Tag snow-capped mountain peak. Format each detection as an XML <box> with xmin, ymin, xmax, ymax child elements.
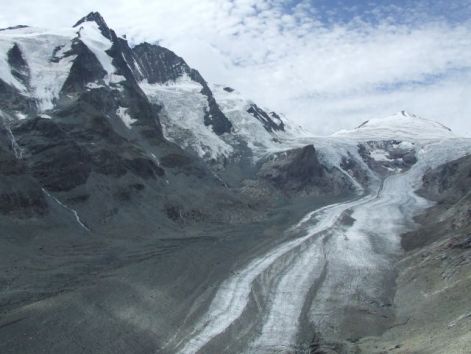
<box><xmin>73</xmin><ymin>11</ymin><xmax>113</xmax><ymax>40</ymax></box>
<box><xmin>332</xmin><ymin>111</ymin><xmax>456</xmax><ymax>141</ymax></box>
<box><xmin>0</xmin><ymin>12</ymin><xmax>304</xmax><ymax>163</ymax></box>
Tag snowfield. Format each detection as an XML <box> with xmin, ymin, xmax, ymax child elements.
<box><xmin>333</xmin><ymin>110</ymin><xmax>457</xmax><ymax>141</ymax></box>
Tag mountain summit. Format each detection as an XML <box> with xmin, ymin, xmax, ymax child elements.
<box><xmin>332</xmin><ymin>110</ymin><xmax>456</xmax><ymax>140</ymax></box>
<box><xmin>73</xmin><ymin>11</ymin><xmax>114</xmax><ymax>40</ymax></box>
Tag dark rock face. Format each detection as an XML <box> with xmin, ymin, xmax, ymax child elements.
<box><xmin>0</xmin><ymin>179</ymin><xmax>47</xmax><ymax>217</ymax></box>
<box><xmin>160</xmin><ymin>153</ymin><xmax>208</xmax><ymax>178</ymax></box>
<box><xmin>13</xmin><ymin>117</ymin><xmax>91</xmax><ymax>191</ymax></box>
<box><xmin>414</xmin><ymin>154</ymin><xmax>471</xmax><ymax>244</ymax></box>
<box><xmin>0</xmin><ymin>25</ymin><xmax>29</xmax><ymax>32</ymax></box>
<box><xmin>0</xmin><ymin>137</ymin><xmax>47</xmax><ymax>217</ymax></box>
<box><xmin>160</xmin><ymin>153</ymin><xmax>192</xmax><ymax>168</ymax></box>
<box><xmin>422</xmin><ymin>154</ymin><xmax>471</xmax><ymax>202</ymax></box>
<box><xmin>61</xmin><ymin>40</ymin><xmax>107</xmax><ymax>95</ymax></box>
<box><xmin>340</xmin><ymin>153</ymin><xmax>369</xmax><ymax>187</ymax></box>
<box><xmin>0</xmin><ymin>187</ymin><xmax>46</xmax><ymax>217</ymax></box>
<box><xmin>448</xmin><ymin>235</ymin><xmax>471</xmax><ymax>249</ymax></box>
<box><xmin>196</xmin><ymin>73</ymin><xmax>233</xmax><ymax>135</ymax></box>
<box><xmin>360</xmin><ymin>153</ymin><xmax>471</xmax><ymax>354</ymax></box>
<box><xmin>132</xmin><ymin>43</ymin><xmax>188</xmax><ymax>83</ymax></box>
<box><xmin>247</xmin><ymin>104</ymin><xmax>285</xmax><ymax>132</ymax></box>
<box><xmin>258</xmin><ymin>145</ymin><xmax>353</xmax><ymax>195</ymax></box>
<box><xmin>12</xmin><ymin>116</ymin><xmax>164</xmax><ymax>193</ymax></box>
<box><xmin>7</xmin><ymin>43</ymin><xmax>30</xmax><ymax>89</ymax></box>
<box><xmin>402</xmin><ymin>154</ymin><xmax>471</xmax><ymax>251</ymax></box>
<box><xmin>0</xmin><ymin>79</ymin><xmax>36</xmax><ymax>114</ymax></box>
<box><xmin>164</xmin><ymin>204</ymin><xmax>204</xmax><ymax>224</ymax></box>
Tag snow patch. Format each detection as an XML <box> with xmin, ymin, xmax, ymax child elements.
<box><xmin>370</xmin><ymin>149</ymin><xmax>391</xmax><ymax>162</ymax></box>
<box><xmin>395</xmin><ymin>141</ymin><xmax>415</xmax><ymax>149</ymax></box>
<box><xmin>15</xmin><ymin>111</ymin><xmax>27</xmax><ymax>120</ymax></box>
<box><xmin>86</xmin><ymin>81</ymin><xmax>105</xmax><ymax>90</ymax></box>
<box><xmin>116</xmin><ymin>107</ymin><xmax>136</xmax><ymax>128</ymax></box>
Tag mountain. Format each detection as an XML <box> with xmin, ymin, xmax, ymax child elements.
<box><xmin>0</xmin><ymin>13</ymin><xmax>301</xmax><ymax>164</ymax></box>
<box><xmin>333</xmin><ymin>110</ymin><xmax>456</xmax><ymax>140</ymax></box>
<box><xmin>0</xmin><ymin>11</ymin><xmax>470</xmax><ymax>354</ymax></box>
<box><xmin>0</xmin><ymin>12</ymin><xmax>335</xmax><ymax>236</ymax></box>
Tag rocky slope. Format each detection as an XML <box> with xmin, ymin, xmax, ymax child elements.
<box><xmin>358</xmin><ymin>153</ymin><xmax>471</xmax><ymax>354</ymax></box>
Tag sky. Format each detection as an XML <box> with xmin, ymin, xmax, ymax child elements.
<box><xmin>1</xmin><ymin>0</ymin><xmax>471</xmax><ymax>136</ymax></box>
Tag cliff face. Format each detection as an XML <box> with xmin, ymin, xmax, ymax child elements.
<box><xmin>257</xmin><ymin>144</ymin><xmax>354</xmax><ymax>196</ymax></box>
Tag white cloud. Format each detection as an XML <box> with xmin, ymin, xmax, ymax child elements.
<box><xmin>1</xmin><ymin>0</ymin><xmax>470</xmax><ymax>136</ymax></box>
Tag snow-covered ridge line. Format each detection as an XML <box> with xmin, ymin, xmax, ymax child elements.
<box><xmin>332</xmin><ymin>111</ymin><xmax>457</xmax><ymax>141</ymax></box>
<box><xmin>211</xmin><ymin>84</ymin><xmax>308</xmax><ymax>159</ymax></box>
